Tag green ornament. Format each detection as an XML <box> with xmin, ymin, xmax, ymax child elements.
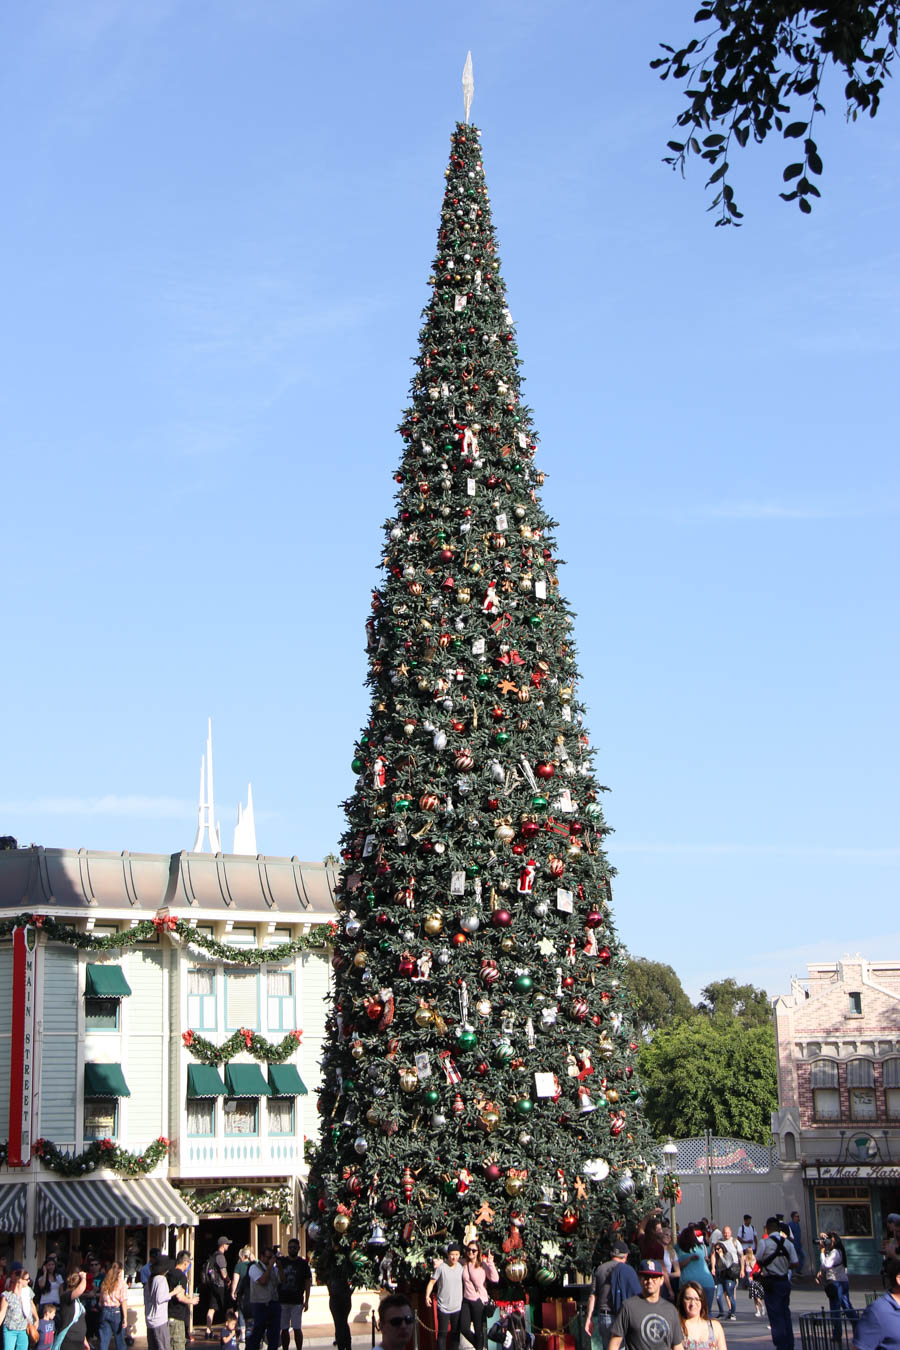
<box><xmin>476</xmin><ymin>673</ymin><xmax>491</xmax><ymax>689</ymax></box>
<box><xmin>360</xmin><ymin>734</ymin><xmax>370</xmax><ymax>746</ymax></box>
<box><xmin>513</xmin><ymin>1097</ymin><xmax>533</xmax><ymax>1116</ymax></box>
<box><xmin>514</xmin><ymin>973</ymin><xmax>533</xmax><ymax>993</ymax></box>
<box><xmin>528</xmin><ymin>615</ymin><xmax>543</xmax><ymax>629</ymax></box>
<box><xmin>531</xmin><ymin>795</ymin><xmax>549</xmax><ymax>811</ymax></box>
<box><xmin>535</xmin><ymin>1266</ymin><xmax>555</xmax><ymax>1287</ymax></box>
<box><xmin>492</xmin><ymin>1038</ymin><xmax>514</xmax><ymax>1064</ymax></box>
<box><xmin>425</xmin><ymin>1089</ymin><xmax>440</xmax><ymax>1106</ymax></box>
<box><xmin>351</xmin><ymin>1251</ymin><xmax>368</xmax><ymax>1269</ymax></box>
<box><xmin>466</xmin><ymin>863</ymin><xmax>480</xmax><ymax>878</ymax></box>
<box><xmin>365</xmin><ymin>889</ymin><xmax>376</xmax><ymax>902</ymax></box>
<box><xmin>351</xmin><ymin>757</ymin><xmax>364</xmax><ymax>773</ymax></box>
<box><xmin>457</xmin><ymin>1029</ymin><xmax>477</xmax><ymax>1050</ymax></box>
<box><xmin>395</xmin><ymin>797</ymin><xmax>411</xmax><ymax>812</ymax></box>
<box><xmin>378</xmin><ymin>940</ymin><xmax>391</xmax><ymax>952</ymax></box>
<box><xmin>495</xmin><ymin>730</ymin><xmax>511</xmax><ymax>745</ymax></box>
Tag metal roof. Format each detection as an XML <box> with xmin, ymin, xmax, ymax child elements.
<box><xmin>0</xmin><ymin>846</ymin><xmax>339</xmax><ymax>918</ymax></box>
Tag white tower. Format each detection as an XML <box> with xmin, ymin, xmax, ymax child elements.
<box><xmin>192</xmin><ymin>718</ymin><xmax>222</xmax><ymax>853</ymax></box>
<box><xmin>233</xmin><ymin>783</ymin><xmax>258</xmax><ymax>855</ymax></box>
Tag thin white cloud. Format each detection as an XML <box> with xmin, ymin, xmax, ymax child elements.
<box><xmin>610</xmin><ymin>841</ymin><xmax>900</xmax><ymax>864</ymax></box>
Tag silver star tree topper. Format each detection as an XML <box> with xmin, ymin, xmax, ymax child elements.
<box><xmin>462</xmin><ymin>51</ymin><xmax>474</xmax><ymax>123</ymax></box>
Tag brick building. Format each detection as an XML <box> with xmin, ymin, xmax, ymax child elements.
<box><xmin>771</xmin><ymin>956</ymin><xmax>900</xmax><ymax>1274</ymax></box>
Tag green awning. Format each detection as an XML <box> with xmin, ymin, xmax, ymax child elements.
<box><xmin>225</xmin><ymin>1063</ymin><xmax>272</xmax><ymax>1097</ymax></box>
<box><xmin>84</xmin><ymin>1062</ymin><xmax>131</xmax><ymax>1097</ymax></box>
<box><xmin>187</xmin><ymin>1065</ymin><xmax>227</xmax><ymax>1098</ymax></box>
<box><xmin>267</xmin><ymin>1064</ymin><xmax>308</xmax><ymax>1096</ymax></box>
<box><xmin>85</xmin><ymin>964</ymin><xmax>132</xmax><ymax>997</ymax></box>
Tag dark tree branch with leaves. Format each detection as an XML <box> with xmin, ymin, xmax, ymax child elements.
<box><xmin>653</xmin><ymin>1</ymin><xmax>899</xmax><ymax>223</ymax></box>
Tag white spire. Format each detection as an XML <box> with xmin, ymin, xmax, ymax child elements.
<box><xmin>233</xmin><ymin>783</ymin><xmax>257</xmax><ymax>855</ymax></box>
<box><xmin>192</xmin><ymin>718</ymin><xmax>221</xmax><ymax>853</ymax></box>
<box><xmin>462</xmin><ymin>51</ymin><xmax>474</xmax><ymax>123</ymax></box>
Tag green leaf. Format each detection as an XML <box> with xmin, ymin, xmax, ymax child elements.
<box><xmin>808</xmin><ymin>150</ymin><xmax>823</xmax><ymax>174</ymax></box>
<box><xmin>707</xmin><ymin>161</ymin><xmax>728</xmax><ymax>183</ymax></box>
<box><xmin>702</xmin><ymin>133</ymin><xmax>726</xmax><ymax>146</ymax></box>
<box><xmin>784</xmin><ymin>121</ymin><xmax>808</xmax><ymax>138</ymax></box>
<box><xmin>799</xmin><ymin>197</ymin><xmax>813</xmax><ymax>213</ymax></box>
<box><xmin>667</xmin><ymin>141</ymin><xmax>686</xmax><ymax>152</ymax></box>
<box><xmin>783</xmin><ymin>163</ymin><xmax>804</xmax><ymax>180</ymax></box>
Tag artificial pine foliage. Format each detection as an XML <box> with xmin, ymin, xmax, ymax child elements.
<box><xmin>309</xmin><ymin>122</ymin><xmax>653</xmax><ymax>1290</ymax></box>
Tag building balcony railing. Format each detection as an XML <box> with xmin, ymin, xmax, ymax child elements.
<box><xmin>174</xmin><ymin>1136</ymin><xmax>303</xmax><ymax>1177</ymax></box>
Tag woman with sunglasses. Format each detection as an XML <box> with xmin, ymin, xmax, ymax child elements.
<box><xmin>460</xmin><ymin>1242</ymin><xmax>498</xmax><ymax>1350</ymax></box>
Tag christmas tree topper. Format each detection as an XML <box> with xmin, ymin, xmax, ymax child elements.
<box><xmin>462</xmin><ymin>51</ymin><xmax>474</xmax><ymax>123</ymax></box>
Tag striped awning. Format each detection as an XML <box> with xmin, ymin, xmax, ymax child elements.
<box><xmin>0</xmin><ymin>1182</ymin><xmax>27</xmax><ymax>1233</ymax></box>
<box><xmin>35</xmin><ymin>1177</ymin><xmax>198</xmax><ymax>1231</ymax></box>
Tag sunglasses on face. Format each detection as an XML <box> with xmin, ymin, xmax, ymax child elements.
<box><xmin>387</xmin><ymin>1317</ymin><xmax>414</xmax><ymax>1327</ymax></box>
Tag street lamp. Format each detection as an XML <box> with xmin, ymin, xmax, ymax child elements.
<box><xmin>662</xmin><ymin>1140</ymin><xmax>679</xmax><ymax>1233</ymax></box>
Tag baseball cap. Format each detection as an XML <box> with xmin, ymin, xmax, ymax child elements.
<box><xmin>612</xmin><ymin>1242</ymin><xmax>630</xmax><ymax>1256</ymax></box>
<box><xmin>217</xmin><ymin>1235</ymin><xmax>232</xmax><ymax>1247</ymax></box>
<box><xmin>887</xmin><ymin>1213</ymin><xmax>900</xmax><ymax>1224</ymax></box>
<box><xmin>638</xmin><ymin>1259</ymin><xmax>665</xmax><ymax>1276</ymax></box>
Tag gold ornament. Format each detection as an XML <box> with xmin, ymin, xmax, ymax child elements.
<box><xmin>505</xmin><ymin>1175</ymin><xmax>525</xmax><ymax>1197</ymax></box>
<box><xmin>505</xmin><ymin>1257</ymin><xmax>528</xmax><ymax>1283</ymax></box>
<box><xmin>424</xmin><ymin>912</ymin><xmax>444</xmax><ymax>936</ymax></box>
<box><xmin>479</xmin><ymin>1108</ymin><xmax>500</xmax><ymax>1133</ymax></box>
<box><xmin>399</xmin><ymin>1069</ymin><xmax>419</xmax><ymax>1094</ymax></box>
<box><xmin>353</xmin><ymin>951</ymin><xmax>367</xmax><ymax>969</ymax></box>
<box><xmin>350</xmin><ymin>1040</ymin><xmax>365</xmax><ymax>1060</ymax></box>
<box><xmin>500</xmin><ymin>935</ymin><xmax>517</xmax><ymax>953</ymax></box>
<box><xmin>414</xmin><ymin>1005</ymin><xmax>435</xmax><ymax>1028</ymax></box>
<box><xmin>333</xmin><ymin>1213</ymin><xmax>350</xmax><ymax>1234</ymax></box>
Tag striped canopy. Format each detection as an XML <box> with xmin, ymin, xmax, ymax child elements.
<box><xmin>35</xmin><ymin>1177</ymin><xmax>197</xmax><ymax>1231</ymax></box>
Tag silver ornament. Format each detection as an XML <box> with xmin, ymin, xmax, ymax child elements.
<box><xmin>431</xmin><ymin>1111</ymin><xmax>447</xmax><ymax>1129</ymax></box>
<box><xmin>534</xmin><ymin>901</ymin><xmax>549</xmax><ymax>918</ymax></box>
<box><xmin>436</xmin><ymin>949</ymin><xmax>451</xmax><ymax>966</ymax></box>
<box><xmin>354</xmin><ymin>1136</ymin><xmax>368</xmax><ymax>1155</ymax></box>
<box><xmin>460</xmin><ymin>914</ymin><xmax>480</xmax><ymax>934</ymax></box>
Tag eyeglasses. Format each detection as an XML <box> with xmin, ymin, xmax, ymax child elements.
<box><xmin>466</xmin><ymin>1247</ymin><xmax>479</xmax><ymax>1252</ymax></box>
<box><xmin>387</xmin><ymin>1317</ymin><xmax>414</xmax><ymax>1327</ymax></box>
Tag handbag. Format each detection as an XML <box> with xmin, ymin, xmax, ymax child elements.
<box><xmin>27</xmin><ymin>1323</ymin><xmax>40</xmax><ymax>1345</ymax></box>
<box><xmin>485</xmin><ymin>1300</ymin><xmax>498</xmax><ymax>1316</ymax></box>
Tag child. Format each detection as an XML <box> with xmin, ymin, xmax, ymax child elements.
<box><xmin>38</xmin><ymin>1302</ymin><xmax>57</xmax><ymax>1350</ymax></box>
<box><xmin>220</xmin><ymin>1312</ymin><xmax>238</xmax><ymax>1350</ymax></box>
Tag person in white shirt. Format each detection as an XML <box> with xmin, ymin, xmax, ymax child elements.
<box><xmin>712</xmin><ymin>1228</ymin><xmax>743</xmax><ymax>1320</ymax></box>
<box><xmin>737</xmin><ymin>1217</ymin><xmax>757</xmax><ymax>1253</ymax></box>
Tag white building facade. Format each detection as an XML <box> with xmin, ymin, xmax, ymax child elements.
<box><xmin>0</xmin><ymin>845</ymin><xmax>335</xmax><ymax>1276</ymax></box>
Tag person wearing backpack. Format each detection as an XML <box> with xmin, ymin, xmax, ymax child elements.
<box><xmin>204</xmin><ymin>1239</ymin><xmax>232</xmax><ymax>1339</ymax></box>
<box><xmin>586</xmin><ymin>1243</ymin><xmax>639</xmax><ymax>1349</ymax></box>
<box><xmin>755</xmin><ymin>1219</ymin><xmax>799</xmax><ymax>1350</ymax></box>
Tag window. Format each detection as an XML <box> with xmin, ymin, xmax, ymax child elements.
<box><xmin>783</xmin><ymin>1132</ymin><xmax>797</xmax><ymax>1162</ymax></box>
<box><xmin>848</xmin><ymin>992</ymin><xmax>862</xmax><ymax>1016</ymax></box>
<box><xmin>225</xmin><ymin>970</ymin><xmax>258</xmax><ymax>1029</ymax></box>
<box><xmin>267</xmin><ymin>969</ymin><xmax>295</xmax><ymax>1030</ymax></box>
<box><xmin>90</xmin><ymin>925</ymin><xmax>120</xmax><ymax>939</ymax></box>
<box><xmin>84</xmin><ymin>1099</ymin><xmax>117</xmax><ymax>1140</ymax></box>
<box><xmin>85</xmin><ymin>997</ymin><xmax>119</xmax><ymax>1031</ymax></box>
<box><xmin>815</xmin><ymin>1188</ymin><xmax>872</xmax><ymax>1238</ymax></box>
<box><xmin>268</xmin><ymin>1098</ymin><xmax>294</xmax><ymax>1136</ymax></box>
<box><xmin>847</xmin><ymin>1060</ymin><xmax>876</xmax><ymax>1119</ymax></box>
<box><xmin>810</xmin><ymin>1059</ymin><xmax>840</xmax><ymax>1120</ymax></box>
<box><xmin>224</xmin><ymin>1099</ymin><xmax>257</xmax><ymax>1135</ymax></box>
<box><xmin>226</xmin><ymin>926</ymin><xmax>258</xmax><ymax>948</ymax></box>
<box><xmin>885</xmin><ymin>1059</ymin><xmax>900</xmax><ymax>1119</ymax></box>
<box><xmin>187</xmin><ymin>1099</ymin><xmax>216</xmax><ymax>1136</ymax></box>
<box><xmin>264</xmin><ymin>927</ymin><xmax>293</xmax><ymax>949</ymax></box>
<box><xmin>187</xmin><ymin>967</ymin><xmax>217</xmax><ymax>1029</ymax></box>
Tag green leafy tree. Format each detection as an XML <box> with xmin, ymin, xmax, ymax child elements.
<box><xmin>698</xmin><ymin>977</ymin><xmax>772</xmax><ymax>1026</ymax></box>
<box><xmin>638</xmin><ymin>1016</ymin><xmax>777</xmax><ymax>1142</ymax></box>
<box><xmin>624</xmin><ymin>956</ymin><xmax>693</xmax><ymax>1036</ymax></box>
<box><xmin>307</xmin><ymin>121</ymin><xmax>653</xmax><ymax>1291</ymax></box>
<box><xmin>654</xmin><ymin>1</ymin><xmax>899</xmax><ymax>222</ymax></box>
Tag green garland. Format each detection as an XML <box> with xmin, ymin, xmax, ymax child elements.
<box><xmin>0</xmin><ymin>912</ymin><xmax>332</xmax><ymax>966</ymax></box>
<box><xmin>180</xmin><ymin>1184</ymin><xmax>294</xmax><ymax>1225</ymax></box>
<box><xmin>28</xmin><ymin>1135</ymin><xmax>170</xmax><ymax>1177</ymax></box>
<box><xmin>183</xmin><ymin>1028</ymin><xmax>304</xmax><ymax>1064</ymax></box>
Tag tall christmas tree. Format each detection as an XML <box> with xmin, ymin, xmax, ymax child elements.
<box><xmin>309</xmin><ymin>96</ymin><xmax>652</xmax><ymax>1291</ymax></box>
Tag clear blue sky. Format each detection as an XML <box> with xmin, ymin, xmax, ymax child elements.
<box><xmin>2</xmin><ymin>1</ymin><xmax>898</xmax><ymax>1000</ymax></box>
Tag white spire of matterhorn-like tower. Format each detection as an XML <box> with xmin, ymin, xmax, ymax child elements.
<box><xmin>192</xmin><ymin>717</ymin><xmax>222</xmax><ymax>853</ymax></box>
<box><xmin>233</xmin><ymin>784</ymin><xmax>257</xmax><ymax>855</ymax></box>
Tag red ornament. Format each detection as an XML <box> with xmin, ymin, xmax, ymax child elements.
<box><xmin>562</xmin><ymin>975</ymin><xmax>575</xmax><ymax>990</ymax></box>
<box><xmin>480</xmin><ymin>959</ymin><xmax>500</xmax><ymax>985</ymax></box>
<box><xmin>520</xmin><ymin>820</ymin><xmax>540</xmax><ymax>839</ymax></box>
<box><xmin>452</xmin><ymin>932</ymin><xmax>468</xmax><ymax>947</ymax></box>
<box><xmin>569</xmin><ymin>821</ymin><xmax>584</xmax><ymax>837</ymax></box>
<box><xmin>484</xmin><ymin>1162</ymin><xmax>502</xmax><ymax>1182</ymax></box>
<box><xmin>486</xmin><ymin>797</ymin><xmax>500</xmax><ymax>810</ymax></box>
<box><xmin>585</xmin><ymin>910</ymin><xmax>603</xmax><ymax>928</ymax></box>
<box><xmin>376</xmin><ymin>913</ymin><xmax>390</xmax><ymax>926</ymax></box>
<box><xmin>346</xmin><ymin>1175</ymin><xmax>362</xmax><ymax>1196</ymax></box>
<box><xmin>454</xmin><ymin>751</ymin><xmax>475</xmax><ymax>772</ymax></box>
<box><xmin>598</xmin><ymin>946</ymin><xmax>612</xmax><ymax>965</ymax></box>
<box><xmin>559</xmin><ymin>1211</ymin><xmax>580</xmax><ymax>1234</ymax></box>
<box><xmin>535</xmin><ymin>762</ymin><xmax>555</xmax><ymax>779</ymax></box>
<box><xmin>402</xmin><ymin>1166</ymin><xmax>415</xmax><ymax>1202</ymax></box>
<box><xmin>492</xmin><ymin>706</ymin><xmax>505</xmax><ymax>721</ymax></box>
<box><xmin>511</xmin><ymin>843</ymin><xmax>525</xmax><ymax>856</ymax></box>
<box><xmin>380</xmin><ymin>1197</ymin><xmax>398</xmax><ymax>1217</ymax></box>
<box><xmin>365</xmin><ymin>999</ymin><xmax>385</xmax><ymax>1020</ymax></box>
<box><xmin>397</xmin><ymin>954</ymin><xmax>416</xmax><ymax>978</ymax></box>
<box><xmin>491</xmin><ymin>909</ymin><xmax>512</xmax><ymax>928</ymax></box>
<box><xmin>476</xmin><ymin>1061</ymin><xmax>489</xmax><ymax>1075</ymax></box>
<box><xmin>548</xmin><ymin>854</ymin><xmax>565</xmax><ymax>877</ymax></box>
<box><xmin>452</xmin><ymin>1092</ymin><xmax>465</xmax><ymax>1115</ymax></box>
<box><xmin>600</xmin><ymin>991</ymin><xmax>611</xmax><ymax>1003</ymax></box>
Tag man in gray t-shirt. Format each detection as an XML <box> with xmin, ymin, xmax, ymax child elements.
<box><xmin>608</xmin><ymin>1262</ymin><xmax>685</xmax><ymax>1350</ymax></box>
<box><xmin>426</xmin><ymin>1243</ymin><xmax>465</xmax><ymax>1350</ymax></box>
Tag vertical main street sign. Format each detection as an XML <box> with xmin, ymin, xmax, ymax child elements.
<box><xmin>7</xmin><ymin>925</ymin><xmax>37</xmax><ymax>1166</ymax></box>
